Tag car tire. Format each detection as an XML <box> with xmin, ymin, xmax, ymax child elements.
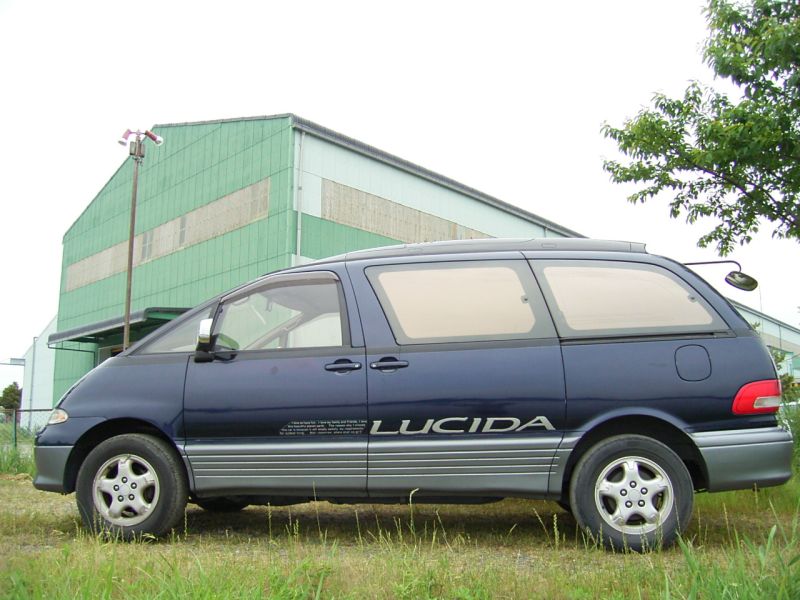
<box><xmin>556</xmin><ymin>500</ymin><xmax>573</xmax><ymax>514</ymax></box>
<box><xmin>195</xmin><ymin>497</ymin><xmax>249</xmax><ymax>512</ymax></box>
<box><xmin>569</xmin><ymin>434</ymin><xmax>693</xmax><ymax>551</ymax></box>
<box><xmin>76</xmin><ymin>433</ymin><xmax>188</xmax><ymax>539</ymax></box>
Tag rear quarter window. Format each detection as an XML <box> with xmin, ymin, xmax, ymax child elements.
<box><xmin>533</xmin><ymin>260</ymin><xmax>727</xmax><ymax>338</ymax></box>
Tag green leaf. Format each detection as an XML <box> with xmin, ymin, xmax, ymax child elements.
<box><xmin>604</xmin><ymin>0</ymin><xmax>800</xmax><ymax>254</ymax></box>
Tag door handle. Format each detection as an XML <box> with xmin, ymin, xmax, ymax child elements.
<box><xmin>325</xmin><ymin>360</ymin><xmax>362</xmax><ymax>372</ymax></box>
<box><xmin>369</xmin><ymin>358</ymin><xmax>409</xmax><ymax>371</ymax></box>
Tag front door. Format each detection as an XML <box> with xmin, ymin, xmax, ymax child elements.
<box><xmin>183</xmin><ymin>270</ymin><xmax>368</xmax><ymax>497</ymax></box>
<box><xmin>348</xmin><ymin>255</ymin><xmax>566</xmax><ymax>499</ymax></box>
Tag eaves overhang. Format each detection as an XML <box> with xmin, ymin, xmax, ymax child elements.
<box><xmin>727</xmin><ymin>299</ymin><xmax>800</xmax><ymax>338</ymax></box>
<box><xmin>150</xmin><ymin>113</ymin><xmax>584</xmax><ymax>239</ymax></box>
<box><xmin>48</xmin><ymin>307</ymin><xmax>189</xmax><ymax>345</ymax></box>
<box><xmin>290</xmin><ymin>115</ymin><xmax>584</xmax><ymax>239</ymax></box>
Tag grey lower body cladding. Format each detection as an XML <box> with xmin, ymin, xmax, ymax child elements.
<box><xmin>691</xmin><ymin>426</ymin><xmax>794</xmax><ymax>491</ymax></box>
<box><xmin>367</xmin><ymin>436</ymin><xmax>562</xmax><ymax>497</ymax></box>
<box><xmin>33</xmin><ymin>445</ymin><xmax>72</xmax><ymax>493</ymax></box>
<box><xmin>184</xmin><ymin>435</ymin><xmax>564</xmax><ymax>498</ymax></box>
<box><xmin>185</xmin><ymin>439</ymin><xmax>367</xmax><ymax>495</ymax></box>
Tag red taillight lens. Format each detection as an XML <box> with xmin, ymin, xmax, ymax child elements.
<box><xmin>732</xmin><ymin>379</ymin><xmax>782</xmax><ymax>415</ymax></box>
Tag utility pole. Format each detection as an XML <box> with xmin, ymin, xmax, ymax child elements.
<box><xmin>118</xmin><ymin>129</ymin><xmax>164</xmax><ymax>349</ymax></box>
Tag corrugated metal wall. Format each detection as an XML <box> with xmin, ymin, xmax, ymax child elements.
<box><xmin>294</xmin><ymin>132</ymin><xmax>560</xmax><ymax>262</ymax></box>
<box><xmin>53</xmin><ymin>117</ymin><xmax>295</xmax><ymax>401</ymax></box>
<box><xmin>53</xmin><ymin>116</ymin><xmax>571</xmax><ymax>403</ymax></box>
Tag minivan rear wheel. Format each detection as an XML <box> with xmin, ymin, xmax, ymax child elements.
<box><xmin>76</xmin><ymin>434</ymin><xmax>187</xmax><ymax>539</ymax></box>
<box><xmin>569</xmin><ymin>434</ymin><xmax>693</xmax><ymax>551</ymax></box>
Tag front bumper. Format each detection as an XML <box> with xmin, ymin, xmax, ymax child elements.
<box><xmin>692</xmin><ymin>426</ymin><xmax>794</xmax><ymax>492</ymax></box>
<box><xmin>33</xmin><ymin>445</ymin><xmax>73</xmax><ymax>493</ymax></box>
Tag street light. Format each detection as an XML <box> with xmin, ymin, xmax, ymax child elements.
<box><xmin>118</xmin><ymin>129</ymin><xmax>164</xmax><ymax>350</ymax></box>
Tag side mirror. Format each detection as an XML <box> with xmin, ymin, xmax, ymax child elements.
<box><xmin>685</xmin><ymin>260</ymin><xmax>759</xmax><ymax>292</ymax></box>
<box><xmin>197</xmin><ymin>318</ymin><xmax>213</xmax><ymax>348</ymax></box>
<box><xmin>195</xmin><ymin>318</ymin><xmax>214</xmax><ymax>362</ymax></box>
<box><xmin>725</xmin><ymin>271</ymin><xmax>758</xmax><ymax>292</ymax></box>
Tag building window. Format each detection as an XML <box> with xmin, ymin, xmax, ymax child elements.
<box><xmin>179</xmin><ymin>215</ymin><xmax>187</xmax><ymax>246</ymax></box>
<box><xmin>141</xmin><ymin>230</ymin><xmax>153</xmax><ymax>262</ymax></box>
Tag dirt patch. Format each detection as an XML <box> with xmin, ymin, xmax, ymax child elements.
<box><xmin>0</xmin><ymin>473</ymin><xmax>32</xmax><ymax>481</ymax></box>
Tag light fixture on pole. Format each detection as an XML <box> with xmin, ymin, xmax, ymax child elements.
<box><xmin>118</xmin><ymin>129</ymin><xmax>164</xmax><ymax>350</ymax></box>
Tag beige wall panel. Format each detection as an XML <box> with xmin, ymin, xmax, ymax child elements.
<box><xmin>321</xmin><ymin>180</ymin><xmax>489</xmax><ymax>244</ymax></box>
<box><xmin>65</xmin><ymin>178</ymin><xmax>270</xmax><ymax>292</ymax></box>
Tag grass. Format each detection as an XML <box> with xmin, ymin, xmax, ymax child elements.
<box><xmin>0</xmin><ymin>467</ymin><xmax>798</xmax><ymax>599</ymax></box>
<box><xmin>0</xmin><ymin>448</ymin><xmax>35</xmax><ymax>477</ymax></box>
<box><xmin>780</xmin><ymin>401</ymin><xmax>800</xmax><ymax>462</ymax></box>
<box><xmin>0</xmin><ymin>420</ymin><xmax>36</xmax><ymax>460</ymax></box>
<box><xmin>3</xmin><ymin>424</ymin><xmax>798</xmax><ymax>598</ymax></box>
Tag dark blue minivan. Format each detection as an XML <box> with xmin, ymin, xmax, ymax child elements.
<box><xmin>34</xmin><ymin>239</ymin><xmax>794</xmax><ymax>550</ymax></box>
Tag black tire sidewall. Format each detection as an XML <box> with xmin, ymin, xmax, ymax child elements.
<box><xmin>569</xmin><ymin>434</ymin><xmax>693</xmax><ymax>551</ymax></box>
<box><xmin>555</xmin><ymin>499</ymin><xmax>573</xmax><ymax>515</ymax></box>
<box><xmin>76</xmin><ymin>433</ymin><xmax>187</xmax><ymax>539</ymax></box>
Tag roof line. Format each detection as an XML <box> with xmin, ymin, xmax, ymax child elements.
<box><xmin>63</xmin><ymin>157</ymin><xmax>131</xmax><ymax>241</ymax></box>
<box><xmin>63</xmin><ymin>116</ymin><xmax>294</xmax><ymax>241</ymax></box>
<box><xmin>727</xmin><ymin>298</ymin><xmax>800</xmax><ymax>337</ymax></box>
<box><xmin>65</xmin><ymin>113</ymin><xmax>583</xmax><ymax>244</ymax></box>
<box><xmin>151</xmin><ymin>113</ymin><xmax>294</xmax><ymax>129</ymax></box>
<box><xmin>151</xmin><ymin>113</ymin><xmax>583</xmax><ymax>237</ymax></box>
<box><xmin>290</xmin><ymin>115</ymin><xmax>583</xmax><ymax>238</ymax></box>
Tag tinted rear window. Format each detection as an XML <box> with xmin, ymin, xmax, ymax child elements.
<box><xmin>533</xmin><ymin>260</ymin><xmax>726</xmax><ymax>337</ymax></box>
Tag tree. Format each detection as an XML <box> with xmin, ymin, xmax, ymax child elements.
<box><xmin>603</xmin><ymin>0</ymin><xmax>800</xmax><ymax>255</ymax></box>
<box><xmin>770</xmin><ymin>349</ymin><xmax>799</xmax><ymax>404</ymax></box>
<box><xmin>0</xmin><ymin>382</ymin><xmax>21</xmax><ymax>410</ymax></box>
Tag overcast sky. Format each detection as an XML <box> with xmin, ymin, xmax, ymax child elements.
<box><xmin>0</xmin><ymin>0</ymin><xmax>798</xmax><ymax>390</ymax></box>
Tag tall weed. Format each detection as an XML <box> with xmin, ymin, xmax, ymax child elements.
<box><xmin>0</xmin><ymin>448</ymin><xmax>35</xmax><ymax>476</ymax></box>
<box><xmin>672</xmin><ymin>523</ymin><xmax>800</xmax><ymax>600</ymax></box>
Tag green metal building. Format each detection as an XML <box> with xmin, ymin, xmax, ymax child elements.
<box><xmin>48</xmin><ymin>114</ymin><xmax>580</xmax><ymax>402</ymax></box>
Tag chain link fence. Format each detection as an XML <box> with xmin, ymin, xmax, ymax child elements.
<box><xmin>1</xmin><ymin>409</ymin><xmax>51</xmax><ymax>455</ymax></box>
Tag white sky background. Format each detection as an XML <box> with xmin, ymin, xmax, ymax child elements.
<box><xmin>0</xmin><ymin>0</ymin><xmax>798</xmax><ymax>390</ymax></box>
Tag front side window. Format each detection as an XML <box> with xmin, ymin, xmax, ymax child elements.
<box><xmin>214</xmin><ymin>277</ymin><xmax>346</xmax><ymax>351</ymax></box>
<box><xmin>138</xmin><ymin>306</ymin><xmax>214</xmax><ymax>354</ymax></box>
<box><xmin>534</xmin><ymin>260</ymin><xmax>726</xmax><ymax>337</ymax></box>
<box><xmin>366</xmin><ymin>260</ymin><xmax>554</xmax><ymax>345</ymax></box>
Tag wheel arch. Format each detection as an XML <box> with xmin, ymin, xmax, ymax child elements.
<box><xmin>63</xmin><ymin>418</ymin><xmax>187</xmax><ymax>494</ymax></box>
<box><xmin>559</xmin><ymin>413</ymin><xmax>708</xmax><ymax>497</ymax></box>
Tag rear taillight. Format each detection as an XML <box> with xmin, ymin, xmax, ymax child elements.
<box><xmin>732</xmin><ymin>379</ymin><xmax>782</xmax><ymax>415</ymax></box>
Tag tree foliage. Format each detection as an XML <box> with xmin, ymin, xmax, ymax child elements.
<box><xmin>603</xmin><ymin>0</ymin><xmax>800</xmax><ymax>255</ymax></box>
<box><xmin>771</xmin><ymin>349</ymin><xmax>799</xmax><ymax>404</ymax></box>
<box><xmin>0</xmin><ymin>382</ymin><xmax>21</xmax><ymax>410</ymax></box>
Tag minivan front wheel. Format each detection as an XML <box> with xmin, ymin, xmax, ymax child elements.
<box><xmin>569</xmin><ymin>434</ymin><xmax>693</xmax><ymax>551</ymax></box>
<box><xmin>76</xmin><ymin>434</ymin><xmax>187</xmax><ymax>539</ymax></box>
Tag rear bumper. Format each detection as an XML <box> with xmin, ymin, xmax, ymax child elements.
<box><xmin>33</xmin><ymin>445</ymin><xmax>72</xmax><ymax>493</ymax></box>
<box><xmin>692</xmin><ymin>426</ymin><xmax>794</xmax><ymax>492</ymax></box>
